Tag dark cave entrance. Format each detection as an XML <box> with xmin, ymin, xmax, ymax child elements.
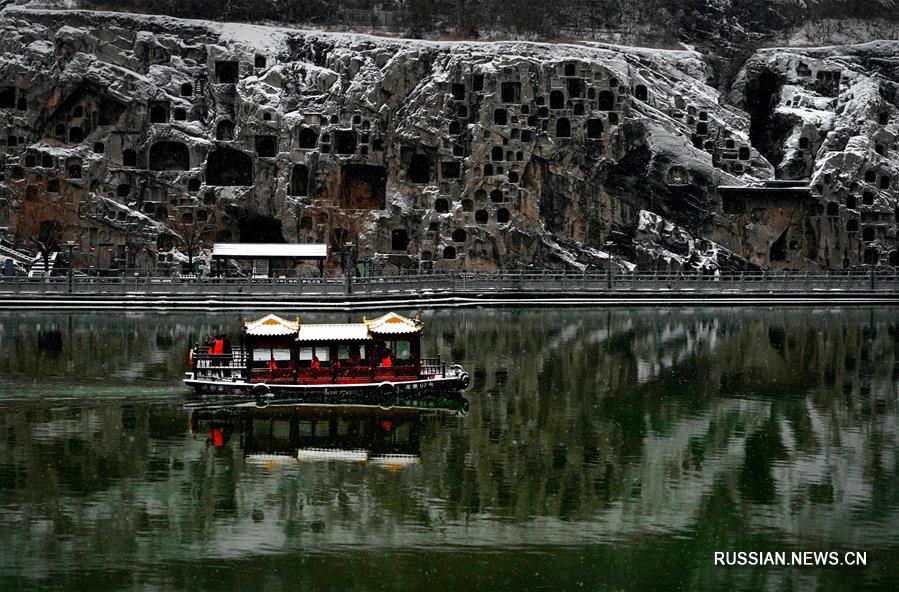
<box><xmin>333</xmin><ymin>130</ymin><xmax>357</xmax><ymax>155</ymax></box>
<box><xmin>408</xmin><ymin>154</ymin><xmax>431</xmax><ymax>183</ymax></box>
<box><xmin>391</xmin><ymin>229</ymin><xmax>409</xmax><ymax>251</ymax></box>
<box><xmin>149</xmin><ymin>141</ymin><xmax>190</xmax><ymax>171</ymax></box>
<box><xmin>746</xmin><ymin>69</ymin><xmax>789</xmax><ymax>173</ymax></box>
<box><xmin>769</xmin><ymin>229</ymin><xmax>788</xmax><ymax>262</ymax></box>
<box><xmin>298</xmin><ymin>127</ymin><xmax>318</xmax><ymax>149</ymax></box>
<box><xmin>339</xmin><ymin>164</ymin><xmax>386</xmax><ymax>209</ymax></box>
<box><xmin>289</xmin><ymin>165</ymin><xmax>309</xmax><ymax>196</ymax></box>
<box><xmin>237</xmin><ymin>211</ymin><xmax>284</xmax><ymax>243</ymax></box>
<box><xmin>206</xmin><ymin>146</ymin><xmax>253</xmax><ymax>186</ymax></box>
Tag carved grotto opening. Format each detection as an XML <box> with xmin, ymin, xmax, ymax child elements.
<box><xmin>206</xmin><ymin>146</ymin><xmax>253</xmax><ymax>186</ymax></box>
<box><xmin>339</xmin><ymin>164</ymin><xmax>386</xmax><ymax>209</ymax></box>
<box><xmin>289</xmin><ymin>165</ymin><xmax>309</xmax><ymax>196</ymax></box>
<box><xmin>149</xmin><ymin>141</ymin><xmax>190</xmax><ymax>171</ymax></box>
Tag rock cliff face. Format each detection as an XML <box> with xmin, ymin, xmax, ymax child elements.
<box><xmin>0</xmin><ymin>5</ymin><xmax>897</xmax><ymax>273</ymax></box>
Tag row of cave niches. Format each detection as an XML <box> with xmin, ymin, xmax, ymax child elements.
<box><xmin>813</xmin><ymin>169</ymin><xmax>899</xmax><ymax>264</ymax></box>
<box><xmin>442</xmin><ymin>65</ymin><xmax>628</xmax><ymax>164</ymax></box>
<box><xmin>666</xmin><ymin>100</ymin><xmax>754</xmax><ymax>175</ymax></box>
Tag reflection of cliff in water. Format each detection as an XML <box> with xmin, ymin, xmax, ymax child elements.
<box><xmin>0</xmin><ymin>308</ymin><xmax>897</xmax><ymax>574</ymax></box>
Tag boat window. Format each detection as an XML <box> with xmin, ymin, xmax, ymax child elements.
<box><xmin>298</xmin><ymin>421</ymin><xmax>314</xmax><ymax>436</ymax></box>
<box><xmin>272</xmin><ymin>421</ymin><xmax>290</xmax><ymax>439</ymax></box>
<box><xmin>253</xmin><ymin>348</ymin><xmax>292</xmax><ymax>367</ymax></box>
<box><xmin>394</xmin><ymin>340</ymin><xmax>411</xmax><ymax>359</ymax></box>
<box><xmin>299</xmin><ymin>347</ymin><xmax>313</xmax><ymax>361</ymax></box>
<box><xmin>252</xmin><ymin>419</ymin><xmax>271</xmax><ymax>437</ymax></box>
<box><xmin>338</xmin><ymin>345</ymin><xmax>350</xmax><ymax>360</ymax></box>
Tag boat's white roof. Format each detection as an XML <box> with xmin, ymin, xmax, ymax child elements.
<box><xmin>297</xmin><ymin>323</ymin><xmax>370</xmax><ymax>342</ymax></box>
<box><xmin>243</xmin><ymin>312</ymin><xmax>420</xmax><ymax>340</ymax></box>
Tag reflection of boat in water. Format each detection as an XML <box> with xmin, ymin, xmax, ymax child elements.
<box><xmin>184</xmin><ymin>312</ymin><xmax>470</xmax><ymax>407</ymax></box>
<box><xmin>189</xmin><ymin>397</ymin><xmax>467</xmax><ymax>466</ymax></box>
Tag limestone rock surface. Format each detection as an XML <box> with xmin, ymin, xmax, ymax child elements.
<box><xmin>0</xmin><ymin>5</ymin><xmax>897</xmax><ymax>272</ymax></box>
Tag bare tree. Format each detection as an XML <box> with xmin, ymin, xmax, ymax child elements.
<box><xmin>9</xmin><ymin>183</ymin><xmax>79</xmax><ymax>275</ymax></box>
<box><xmin>171</xmin><ymin>207</ymin><xmax>216</xmax><ymax>269</ymax></box>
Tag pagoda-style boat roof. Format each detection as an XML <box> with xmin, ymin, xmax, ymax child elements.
<box><xmin>244</xmin><ymin>314</ymin><xmax>300</xmax><ymax>336</ymax></box>
<box><xmin>243</xmin><ymin>312</ymin><xmax>421</xmax><ymax>341</ymax></box>
<box><xmin>365</xmin><ymin>312</ymin><xmax>422</xmax><ymax>335</ymax></box>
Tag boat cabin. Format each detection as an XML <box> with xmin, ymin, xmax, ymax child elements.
<box><xmin>242</xmin><ymin>312</ymin><xmax>427</xmax><ymax>385</ymax></box>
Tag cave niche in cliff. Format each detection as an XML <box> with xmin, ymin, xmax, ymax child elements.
<box><xmin>567</xmin><ymin>78</ymin><xmax>584</xmax><ymax>99</ymax></box>
<box><xmin>237</xmin><ymin>211</ymin><xmax>283</xmax><ymax>243</ymax></box>
<box><xmin>333</xmin><ymin>130</ymin><xmax>357</xmax><ymax>155</ymax></box>
<box><xmin>550</xmin><ymin>91</ymin><xmax>564</xmax><ymax>109</ymax></box>
<box><xmin>408</xmin><ymin>154</ymin><xmax>431</xmax><ymax>183</ymax></box>
<box><xmin>864</xmin><ymin>247</ymin><xmax>879</xmax><ymax>265</ymax></box>
<box><xmin>339</xmin><ymin>164</ymin><xmax>386</xmax><ymax>209</ymax></box>
<box><xmin>862</xmin><ymin>226</ymin><xmax>875</xmax><ymax>241</ymax></box>
<box><xmin>289</xmin><ymin>165</ymin><xmax>309</xmax><ymax>196</ymax></box>
<box><xmin>216</xmin><ymin>120</ymin><xmax>235</xmax><ymax>141</ymax></box>
<box><xmin>501</xmin><ymin>82</ymin><xmax>520</xmax><ymax>104</ymax></box>
<box><xmin>0</xmin><ymin>87</ymin><xmax>15</xmax><ymax>108</ymax></box>
<box><xmin>597</xmin><ymin>91</ymin><xmax>614</xmax><ymax>111</ymax></box>
<box><xmin>441</xmin><ymin>161</ymin><xmax>460</xmax><ymax>179</ymax></box>
<box><xmin>298</xmin><ymin>127</ymin><xmax>318</xmax><ymax>149</ymax></box>
<box><xmin>256</xmin><ymin>135</ymin><xmax>278</xmax><ymax>157</ymax></box>
<box><xmin>149</xmin><ymin>101</ymin><xmax>169</xmax><ymax>123</ymax></box>
<box><xmin>770</xmin><ymin>229</ymin><xmax>788</xmax><ymax>262</ymax></box>
<box><xmin>149</xmin><ymin>141</ymin><xmax>190</xmax><ymax>171</ymax></box>
<box><xmin>586</xmin><ymin>119</ymin><xmax>603</xmax><ymax>139</ymax></box>
<box><xmin>215</xmin><ymin>61</ymin><xmax>239</xmax><ymax>84</ymax></box>
<box><xmin>391</xmin><ymin>229</ymin><xmax>409</xmax><ymax>251</ymax></box>
<box><xmin>206</xmin><ymin>146</ymin><xmax>253</xmax><ymax>186</ymax></box>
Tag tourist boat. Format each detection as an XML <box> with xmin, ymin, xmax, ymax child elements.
<box><xmin>184</xmin><ymin>312</ymin><xmax>470</xmax><ymax>406</ymax></box>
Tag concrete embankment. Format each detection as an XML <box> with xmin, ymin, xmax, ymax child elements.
<box><xmin>2</xmin><ymin>290</ymin><xmax>899</xmax><ymax>310</ymax></box>
<box><xmin>3</xmin><ymin>272</ymin><xmax>898</xmax><ymax>309</ymax></box>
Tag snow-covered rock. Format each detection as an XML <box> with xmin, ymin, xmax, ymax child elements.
<box><xmin>0</xmin><ymin>5</ymin><xmax>896</xmax><ymax>272</ymax></box>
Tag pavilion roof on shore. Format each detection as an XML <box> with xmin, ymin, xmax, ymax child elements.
<box><xmin>212</xmin><ymin>243</ymin><xmax>328</xmax><ymax>259</ymax></box>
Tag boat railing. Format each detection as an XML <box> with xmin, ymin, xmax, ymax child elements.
<box><xmin>193</xmin><ymin>353</ymin><xmax>248</xmax><ymax>368</ymax></box>
<box><xmin>419</xmin><ymin>357</ymin><xmax>446</xmax><ymax>378</ymax></box>
<box><xmin>244</xmin><ymin>364</ymin><xmax>423</xmax><ymax>384</ymax></box>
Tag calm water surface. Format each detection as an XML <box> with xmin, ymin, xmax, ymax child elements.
<box><xmin>0</xmin><ymin>307</ymin><xmax>897</xmax><ymax>591</ymax></box>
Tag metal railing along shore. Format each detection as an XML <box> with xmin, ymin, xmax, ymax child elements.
<box><xmin>0</xmin><ymin>269</ymin><xmax>897</xmax><ymax>297</ymax></box>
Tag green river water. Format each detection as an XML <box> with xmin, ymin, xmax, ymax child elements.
<box><xmin>0</xmin><ymin>307</ymin><xmax>897</xmax><ymax>591</ymax></box>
